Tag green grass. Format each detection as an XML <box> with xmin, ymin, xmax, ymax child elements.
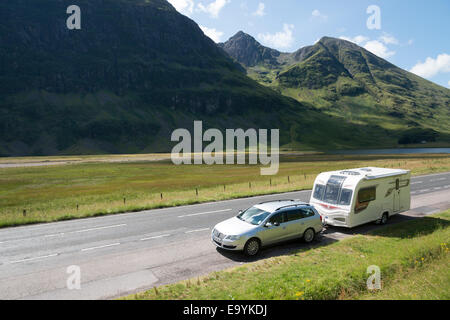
<box><xmin>357</xmin><ymin>252</ymin><xmax>449</xmax><ymax>300</ymax></box>
<box><xmin>125</xmin><ymin>210</ymin><xmax>450</xmax><ymax>300</ymax></box>
<box><xmin>0</xmin><ymin>153</ymin><xmax>449</xmax><ymax>228</ymax></box>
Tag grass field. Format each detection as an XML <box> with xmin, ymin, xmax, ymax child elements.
<box><xmin>125</xmin><ymin>210</ymin><xmax>450</xmax><ymax>300</ymax></box>
<box><xmin>0</xmin><ymin>153</ymin><xmax>449</xmax><ymax>228</ymax></box>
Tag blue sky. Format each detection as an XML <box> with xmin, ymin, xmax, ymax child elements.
<box><xmin>167</xmin><ymin>0</ymin><xmax>450</xmax><ymax>88</ymax></box>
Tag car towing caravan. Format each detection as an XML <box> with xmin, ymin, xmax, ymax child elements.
<box><xmin>310</xmin><ymin>167</ymin><xmax>411</xmax><ymax>228</ymax></box>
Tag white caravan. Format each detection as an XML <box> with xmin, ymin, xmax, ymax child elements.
<box><xmin>310</xmin><ymin>167</ymin><xmax>411</xmax><ymax>228</ymax></box>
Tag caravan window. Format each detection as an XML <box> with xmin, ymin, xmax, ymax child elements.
<box><xmin>323</xmin><ymin>176</ymin><xmax>346</xmax><ymax>204</ymax></box>
<box><xmin>358</xmin><ymin>187</ymin><xmax>376</xmax><ymax>203</ymax></box>
<box><xmin>339</xmin><ymin>189</ymin><xmax>353</xmax><ymax>205</ymax></box>
<box><xmin>313</xmin><ymin>184</ymin><xmax>325</xmax><ymax>201</ymax></box>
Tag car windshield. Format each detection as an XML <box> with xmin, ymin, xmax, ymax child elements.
<box><xmin>237</xmin><ymin>206</ymin><xmax>271</xmax><ymax>225</ymax></box>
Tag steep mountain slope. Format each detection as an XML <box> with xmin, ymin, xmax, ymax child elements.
<box><xmin>0</xmin><ymin>0</ymin><xmax>293</xmax><ymax>155</ymax></box>
<box><xmin>220</xmin><ymin>33</ymin><xmax>450</xmax><ymax>145</ymax></box>
<box><xmin>1</xmin><ymin>2</ymin><xmax>444</xmax><ymax>156</ymax></box>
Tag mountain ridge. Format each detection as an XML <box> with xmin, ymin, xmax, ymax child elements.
<box><xmin>0</xmin><ymin>2</ymin><xmax>448</xmax><ymax>156</ymax></box>
<box><xmin>220</xmin><ymin>32</ymin><xmax>450</xmax><ymax>144</ymax></box>
<box><xmin>0</xmin><ymin>0</ymin><xmax>397</xmax><ymax>156</ymax></box>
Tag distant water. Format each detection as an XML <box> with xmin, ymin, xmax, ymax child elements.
<box><xmin>330</xmin><ymin>148</ymin><xmax>450</xmax><ymax>155</ymax></box>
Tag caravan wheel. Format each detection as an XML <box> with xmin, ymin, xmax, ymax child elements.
<box><xmin>380</xmin><ymin>213</ymin><xmax>389</xmax><ymax>225</ymax></box>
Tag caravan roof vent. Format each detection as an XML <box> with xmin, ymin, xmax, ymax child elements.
<box><xmin>360</xmin><ymin>168</ymin><xmax>373</xmax><ymax>172</ymax></box>
<box><xmin>340</xmin><ymin>170</ymin><xmax>360</xmax><ymax>176</ymax></box>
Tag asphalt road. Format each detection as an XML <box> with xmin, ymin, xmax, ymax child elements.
<box><xmin>0</xmin><ymin>172</ymin><xmax>449</xmax><ymax>300</ymax></box>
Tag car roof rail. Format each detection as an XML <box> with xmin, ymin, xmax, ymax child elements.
<box><xmin>275</xmin><ymin>202</ymin><xmax>308</xmax><ymax>211</ymax></box>
<box><xmin>258</xmin><ymin>199</ymin><xmax>296</xmax><ymax>205</ymax></box>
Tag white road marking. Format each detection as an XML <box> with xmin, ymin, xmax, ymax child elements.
<box><xmin>430</xmin><ymin>178</ymin><xmax>446</xmax><ymax>182</ymax></box>
<box><xmin>140</xmin><ymin>234</ymin><xmax>171</xmax><ymax>241</ymax></box>
<box><xmin>185</xmin><ymin>228</ymin><xmax>210</xmax><ymax>234</ymax></box>
<box><xmin>74</xmin><ymin>224</ymin><xmax>126</xmax><ymax>234</ymax></box>
<box><xmin>44</xmin><ymin>233</ymin><xmax>65</xmax><ymax>238</ymax></box>
<box><xmin>178</xmin><ymin>209</ymin><xmax>232</xmax><ymax>218</ymax></box>
<box><xmin>81</xmin><ymin>243</ymin><xmax>120</xmax><ymax>252</ymax></box>
<box><xmin>434</xmin><ymin>187</ymin><xmax>442</xmax><ymax>190</ymax></box>
<box><xmin>9</xmin><ymin>253</ymin><xmax>58</xmax><ymax>264</ymax></box>
<box><xmin>411</xmin><ymin>181</ymin><xmax>423</xmax><ymax>185</ymax></box>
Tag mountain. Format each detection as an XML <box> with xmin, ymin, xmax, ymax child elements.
<box><xmin>1</xmin><ymin>2</ymin><xmax>447</xmax><ymax>156</ymax></box>
<box><xmin>0</xmin><ymin>0</ymin><xmax>297</xmax><ymax>155</ymax></box>
<box><xmin>217</xmin><ymin>31</ymin><xmax>283</xmax><ymax>67</ymax></box>
<box><xmin>220</xmin><ymin>33</ymin><xmax>450</xmax><ymax>145</ymax></box>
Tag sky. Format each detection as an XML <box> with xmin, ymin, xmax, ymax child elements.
<box><xmin>167</xmin><ymin>0</ymin><xmax>450</xmax><ymax>88</ymax></box>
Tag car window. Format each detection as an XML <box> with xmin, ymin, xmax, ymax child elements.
<box><xmin>237</xmin><ymin>206</ymin><xmax>271</xmax><ymax>225</ymax></box>
<box><xmin>269</xmin><ymin>212</ymin><xmax>284</xmax><ymax>224</ymax></box>
<box><xmin>300</xmin><ymin>208</ymin><xmax>315</xmax><ymax>218</ymax></box>
<box><xmin>285</xmin><ymin>209</ymin><xmax>303</xmax><ymax>222</ymax></box>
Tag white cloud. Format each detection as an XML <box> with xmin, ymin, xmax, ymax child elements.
<box><xmin>257</xmin><ymin>24</ymin><xmax>295</xmax><ymax>50</ymax></box>
<box><xmin>311</xmin><ymin>9</ymin><xmax>327</xmax><ymax>21</ymax></box>
<box><xmin>379</xmin><ymin>33</ymin><xmax>398</xmax><ymax>45</ymax></box>
<box><xmin>410</xmin><ymin>54</ymin><xmax>450</xmax><ymax>78</ymax></box>
<box><xmin>364</xmin><ymin>40</ymin><xmax>396</xmax><ymax>59</ymax></box>
<box><xmin>252</xmin><ymin>3</ymin><xmax>266</xmax><ymax>17</ymax></box>
<box><xmin>168</xmin><ymin>0</ymin><xmax>195</xmax><ymax>16</ymax></box>
<box><xmin>340</xmin><ymin>35</ymin><xmax>396</xmax><ymax>59</ymax></box>
<box><xmin>339</xmin><ymin>35</ymin><xmax>369</xmax><ymax>45</ymax></box>
<box><xmin>197</xmin><ymin>0</ymin><xmax>230</xmax><ymax>18</ymax></box>
<box><xmin>199</xmin><ymin>25</ymin><xmax>224</xmax><ymax>43</ymax></box>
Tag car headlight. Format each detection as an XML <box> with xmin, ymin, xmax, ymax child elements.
<box><xmin>225</xmin><ymin>235</ymin><xmax>241</xmax><ymax>241</ymax></box>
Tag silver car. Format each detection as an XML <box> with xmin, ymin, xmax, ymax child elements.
<box><xmin>212</xmin><ymin>200</ymin><xmax>323</xmax><ymax>256</ymax></box>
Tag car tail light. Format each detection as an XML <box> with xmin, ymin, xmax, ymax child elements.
<box><xmin>319</xmin><ymin>215</ymin><xmax>322</xmax><ymax>222</ymax></box>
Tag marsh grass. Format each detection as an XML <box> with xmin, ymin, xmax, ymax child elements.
<box><xmin>0</xmin><ymin>153</ymin><xmax>449</xmax><ymax>228</ymax></box>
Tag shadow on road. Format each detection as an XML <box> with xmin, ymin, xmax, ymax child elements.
<box><xmin>215</xmin><ymin>211</ymin><xmax>448</xmax><ymax>263</ymax></box>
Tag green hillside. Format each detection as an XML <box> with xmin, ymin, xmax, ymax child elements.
<box><xmin>220</xmin><ymin>33</ymin><xmax>450</xmax><ymax>146</ymax></box>
<box><xmin>1</xmin><ymin>1</ymin><xmax>447</xmax><ymax>156</ymax></box>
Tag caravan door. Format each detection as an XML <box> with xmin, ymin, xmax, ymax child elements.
<box><xmin>393</xmin><ymin>179</ymin><xmax>400</xmax><ymax>213</ymax></box>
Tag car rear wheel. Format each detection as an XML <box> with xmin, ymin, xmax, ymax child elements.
<box><xmin>244</xmin><ymin>238</ymin><xmax>260</xmax><ymax>256</ymax></box>
<box><xmin>303</xmin><ymin>228</ymin><xmax>315</xmax><ymax>243</ymax></box>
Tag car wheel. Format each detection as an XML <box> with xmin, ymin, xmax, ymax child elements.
<box><xmin>244</xmin><ymin>238</ymin><xmax>260</xmax><ymax>256</ymax></box>
<box><xmin>303</xmin><ymin>228</ymin><xmax>315</xmax><ymax>243</ymax></box>
<box><xmin>380</xmin><ymin>213</ymin><xmax>389</xmax><ymax>225</ymax></box>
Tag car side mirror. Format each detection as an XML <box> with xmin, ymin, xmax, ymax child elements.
<box><xmin>238</xmin><ymin>210</ymin><xmax>243</xmax><ymax>214</ymax></box>
<box><xmin>265</xmin><ymin>221</ymin><xmax>279</xmax><ymax>228</ymax></box>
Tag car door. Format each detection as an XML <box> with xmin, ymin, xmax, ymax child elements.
<box><xmin>299</xmin><ymin>207</ymin><xmax>318</xmax><ymax>232</ymax></box>
<box><xmin>259</xmin><ymin>212</ymin><xmax>287</xmax><ymax>245</ymax></box>
<box><xmin>284</xmin><ymin>208</ymin><xmax>307</xmax><ymax>239</ymax></box>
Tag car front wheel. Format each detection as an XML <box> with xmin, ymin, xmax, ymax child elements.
<box><xmin>244</xmin><ymin>238</ymin><xmax>260</xmax><ymax>256</ymax></box>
